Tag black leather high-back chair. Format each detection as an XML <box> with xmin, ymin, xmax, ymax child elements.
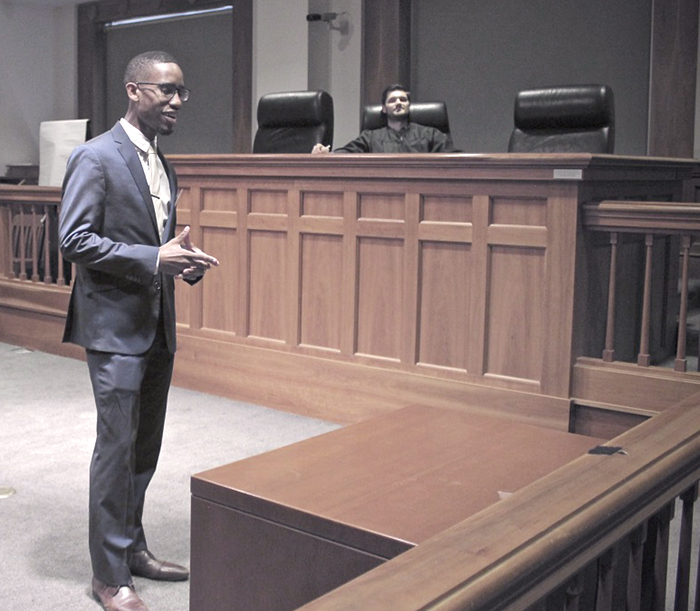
<box><xmin>508</xmin><ymin>85</ymin><xmax>615</xmax><ymax>153</ymax></box>
<box><xmin>253</xmin><ymin>90</ymin><xmax>334</xmax><ymax>153</ymax></box>
<box><xmin>361</xmin><ymin>101</ymin><xmax>451</xmax><ymax>136</ymax></box>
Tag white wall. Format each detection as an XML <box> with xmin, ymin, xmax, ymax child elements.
<box><xmin>0</xmin><ymin>0</ymin><xmax>359</xmax><ymax>164</ymax></box>
<box><xmin>308</xmin><ymin>0</ymin><xmax>362</xmax><ymax>148</ymax></box>
<box><xmin>252</xmin><ymin>0</ymin><xmax>310</xmax><ymax>137</ymax></box>
<box><xmin>252</xmin><ymin>0</ymin><xmax>361</xmax><ymax>149</ymax></box>
<box><xmin>0</xmin><ymin>3</ymin><xmax>76</xmax><ymax>174</ymax></box>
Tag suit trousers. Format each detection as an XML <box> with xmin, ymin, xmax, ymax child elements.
<box><xmin>86</xmin><ymin>319</ymin><xmax>174</xmax><ymax>586</ymax></box>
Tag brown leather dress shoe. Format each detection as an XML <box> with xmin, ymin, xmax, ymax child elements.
<box><xmin>92</xmin><ymin>577</ymin><xmax>148</xmax><ymax>611</ymax></box>
<box><xmin>129</xmin><ymin>549</ymin><xmax>189</xmax><ymax>581</ymax></box>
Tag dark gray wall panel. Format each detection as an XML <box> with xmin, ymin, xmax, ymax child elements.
<box><xmin>411</xmin><ymin>0</ymin><xmax>651</xmax><ymax>154</ymax></box>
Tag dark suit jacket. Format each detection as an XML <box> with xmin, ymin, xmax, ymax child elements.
<box><xmin>59</xmin><ymin>122</ymin><xmax>178</xmax><ymax>355</ymax></box>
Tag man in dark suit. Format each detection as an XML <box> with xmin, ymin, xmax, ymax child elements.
<box><xmin>59</xmin><ymin>51</ymin><xmax>219</xmax><ymax>611</ymax></box>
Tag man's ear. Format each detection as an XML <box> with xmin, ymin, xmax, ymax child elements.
<box><xmin>125</xmin><ymin>82</ymin><xmax>140</xmax><ymax>103</ymax></box>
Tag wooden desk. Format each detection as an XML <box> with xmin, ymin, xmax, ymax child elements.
<box><xmin>190</xmin><ymin>405</ymin><xmax>602</xmax><ymax>610</ymax></box>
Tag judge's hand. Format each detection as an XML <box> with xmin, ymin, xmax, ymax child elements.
<box><xmin>158</xmin><ymin>226</ymin><xmax>219</xmax><ymax>278</ymax></box>
<box><xmin>311</xmin><ymin>143</ymin><xmax>330</xmax><ymax>154</ymax></box>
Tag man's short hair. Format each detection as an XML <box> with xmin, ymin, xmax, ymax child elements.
<box><xmin>124</xmin><ymin>51</ymin><xmax>179</xmax><ymax>84</ymax></box>
<box><xmin>381</xmin><ymin>83</ymin><xmax>411</xmax><ymax>106</ymax></box>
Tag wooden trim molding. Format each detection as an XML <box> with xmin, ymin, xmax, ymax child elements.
<box><xmin>648</xmin><ymin>0</ymin><xmax>699</xmax><ymax>157</ymax></box>
<box><xmin>361</xmin><ymin>0</ymin><xmax>411</xmax><ymax>108</ymax></box>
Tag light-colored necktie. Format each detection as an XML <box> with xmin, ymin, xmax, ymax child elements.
<box><xmin>147</xmin><ymin>143</ymin><xmax>168</xmax><ymax>239</ymax></box>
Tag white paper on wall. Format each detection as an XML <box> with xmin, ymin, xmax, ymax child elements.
<box><xmin>39</xmin><ymin>119</ymin><xmax>90</xmax><ymax>186</ymax></box>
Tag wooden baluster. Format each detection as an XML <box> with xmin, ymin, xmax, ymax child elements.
<box><xmin>564</xmin><ymin>572</ymin><xmax>584</xmax><ymax>611</ymax></box>
<box><xmin>638</xmin><ymin>234</ymin><xmax>653</xmax><ymax>367</ymax></box>
<box><xmin>675</xmin><ymin>236</ymin><xmax>692</xmax><ymax>372</ymax></box>
<box><xmin>5</xmin><ymin>203</ymin><xmax>15</xmax><ymax>279</ymax></box>
<box><xmin>595</xmin><ymin>547</ymin><xmax>616</xmax><ymax>611</ymax></box>
<box><xmin>57</xmin><ymin>238</ymin><xmax>66</xmax><ymax>286</ymax></box>
<box><xmin>546</xmin><ymin>584</ymin><xmax>566</xmax><ymax>611</ymax></box>
<box><xmin>603</xmin><ymin>232</ymin><xmax>618</xmax><ymax>362</ymax></box>
<box><xmin>627</xmin><ymin>523</ymin><xmax>648</xmax><ymax>611</ymax></box>
<box><xmin>30</xmin><ymin>205</ymin><xmax>40</xmax><ymax>282</ymax></box>
<box><xmin>674</xmin><ymin>484</ymin><xmax>698</xmax><ymax>611</ymax></box>
<box><xmin>42</xmin><ymin>205</ymin><xmax>51</xmax><ymax>284</ymax></box>
<box><xmin>641</xmin><ymin>503</ymin><xmax>674</xmax><ymax>611</ymax></box>
<box><xmin>18</xmin><ymin>205</ymin><xmax>27</xmax><ymax>280</ymax></box>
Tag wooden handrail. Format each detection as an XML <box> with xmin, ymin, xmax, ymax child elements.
<box><xmin>0</xmin><ymin>184</ymin><xmax>61</xmax><ymax>204</ymax></box>
<box><xmin>299</xmin><ymin>391</ymin><xmax>700</xmax><ymax>610</ymax></box>
<box><xmin>583</xmin><ymin>199</ymin><xmax>700</xmax><ymax>371</ymax></box>
<box><xmin>583</xmin><ymin>200</ymin><xmax>700</xmax><ymax>234</ymax></box>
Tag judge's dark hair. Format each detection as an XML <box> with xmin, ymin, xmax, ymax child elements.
<box><xmin>381</xmin><ymin>83</ymin><xmax>411</xmax><ymax>105</ymax></box>
<box><xmin>124</xmin><ymin>51</ymin><xmax>179</xmax><ymax>84</ymax></box>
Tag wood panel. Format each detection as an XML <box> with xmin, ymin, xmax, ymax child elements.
<box><xmin>249</xmin><ymin>231</ymin><xmax>287</xmax><ymax>342</ymax></box>
<box><xmin>417</xmin><ymin>240</ymin><xmax>470</xmax><ymax>370</ymax></box>
<box><xmin>190</xmin><ymin>497</ymin><xmax>386</xmax><ymax>611</ymax></box>
<box><xmin>356</xmin><ymin>237</ymin><xmax>404</xmax><ymax>360</ymax></box>
<box><xmin>300</xmin><ymin>234</ymin><xmax>343</xmax><ymax>351</ymax></box>
<box><xmin>486</xmin><ymin>245</ymin><xmax>545</xmax><ymax>384</ymax></box>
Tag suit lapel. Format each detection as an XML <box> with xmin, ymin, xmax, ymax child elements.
<box><xmin>111</xmin><ymin>123</ymin><xmax>160</xmax><ymax>240</ymax></box>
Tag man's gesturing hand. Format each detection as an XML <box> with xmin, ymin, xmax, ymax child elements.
<box><xmin>158</xmin><ymin>226</ymin><xmax>219</xmax><ymax>279</ymax></box>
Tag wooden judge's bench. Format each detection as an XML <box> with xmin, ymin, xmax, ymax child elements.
<box><xmin>163</xmin><ymin>153</ymin><xmax>700</xmax><ymax>432</ymax></box>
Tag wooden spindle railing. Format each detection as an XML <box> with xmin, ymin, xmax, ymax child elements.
<box><xmin>0</xmin><ymin>186</ymin><xmax>67</xmax><ymax>286</ymax></box>
<box><xmin>584</xmin><ymin>200</ymin><xmax>700</xmax><ymax>371</ymax></box>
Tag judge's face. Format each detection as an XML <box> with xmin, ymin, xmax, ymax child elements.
<box><xmin>382</xmin><ymin>90</ymin><xmax>410</xmax><ymax>120</ymax></box>
<box><xmin>126</xmin><ymin>62</ymin><xmax>185</xmax><ymax>140</ymax></box>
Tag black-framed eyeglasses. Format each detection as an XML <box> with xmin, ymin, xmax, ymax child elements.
<box><xmin>136</xmin><ymin>82</ymin><xmax>190</xmax><ymax>102</ymax></box>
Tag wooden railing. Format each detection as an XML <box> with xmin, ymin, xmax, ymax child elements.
<box><xmin>0</xmin><ymin>186</ymin><xmax>71</xmax><ymax>286</ymax></box>
<box><xmin>583</xmin><ymin>200</ymin><xmax>700</xmax><ymax>372</ymax></box>
<box><xmin>298</xmin><ymin>391</ymin><xmax>700</xmax><ymax>611</ymax></box>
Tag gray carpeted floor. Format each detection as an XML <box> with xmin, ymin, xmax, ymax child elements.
<box><xmin>0</xmin><ymin>342</ymin><xmax>341</xmax><ymax>610</ymax></box>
